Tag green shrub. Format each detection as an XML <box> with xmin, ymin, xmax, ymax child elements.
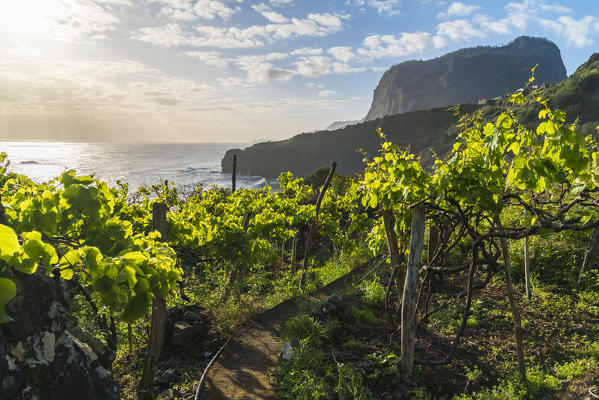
<box><xmin>336</xmin><ymin>363</ymin><xmax>373</xmax><ymax>400</ymax></box>
<box><xmin>284</xmin><ymin>314</ymin><xmax>327</xmax><ymax>342</ymax></box>
<box><xmin>348</xmin><ymin>307</ymin><xmax>378</xmax><ymax>332</ymax></box>
<box><xmin>553</xmin><ymin>358</ymin><xmax>597</xmax><ymax>380</ymax></box>
<box><xmin>360</xmin><ymin>275</ymin><xmax>386</xmax><ymax>308</ymax></box>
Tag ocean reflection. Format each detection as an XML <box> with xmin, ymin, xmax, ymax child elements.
<box><xmin>0</xmin><ymin>141</ymin><xmax>279</xmax><ymax>191</ymax></box>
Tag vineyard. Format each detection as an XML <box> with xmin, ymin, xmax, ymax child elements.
<box><xmin>2</xmin><ymin>87</ymin><xmax>599</xmax><ymax>399</ymax></box>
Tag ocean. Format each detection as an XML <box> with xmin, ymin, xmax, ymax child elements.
<box><xmin>0</xmin><ymin>141</ymin><xmax>278</xmax><ymax>191</ymax></box>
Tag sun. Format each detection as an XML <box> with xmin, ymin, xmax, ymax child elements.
<box><xmin>0</xmin><ymin>0</ymin><xmax>65</xmax><ymax>37</ymax></box>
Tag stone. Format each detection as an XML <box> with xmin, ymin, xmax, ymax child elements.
<box><xmin>182</xmin><ymin>311</ymin><xmax>201</xmax><ymax>322</ymax></box>
<box><xmin>321</xmin><ymin>293</ymin><xmax>347</xmax><ymax>318</ymax></box>
<box><xmin>70</xmin><ymin>326</ymin><xmax>115</xmax><ymax>370</ymax></box>
<box><xmin>280</xmin><ymin>339</ymin><xmax>299</xmax><ymax>361</ymax></box>
<box><xmin>158</xmin><ymin>388</ymin><xmax>174</xmax><ymax>400</ymax></box>
<box><xmin>0</xmin><ymin>269</ymin><xmax>119</xmax><ymax>400</ymax></box>
<box><xmin>155</xmin><ymin>368</ymin><xmax>178</xmax><ymax>387</ymax></box>
<box><xmin>170</xmin><ymin>322</ymin><xmax>199</xmax><ymax>346</ymax></box>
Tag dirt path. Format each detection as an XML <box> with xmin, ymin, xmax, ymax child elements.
<box><xmin>200</xmin><ymin>263</ymin><xmax>373</xmax><ymax>399</ymax></box>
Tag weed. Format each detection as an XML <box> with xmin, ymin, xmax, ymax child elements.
<box><xmin>284</xmin><ymin>314</ymin><xmax>327</xmax><ymax>342</ymax></box>
<box><xmin>360</xmin><ymin>275</ymin><xmax>386</xmax><ymax>308</ymax></box>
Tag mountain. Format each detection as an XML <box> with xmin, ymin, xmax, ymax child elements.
<box><xmin>325</xmin><ymin>120</ymin><xmax>362</xmax><ymax>130</ymax></box>
<box><xmin>222</xmin><ymin>50</ymin><xmax>599</xmax><ymax>179</ymax></box>
<box><xmin>365</xmin><ymin>36</ymin><xmax>567</xmax><ymax>120</ymax></box>
<box><xmin>222</xmin><ymin>105</ymin><xmax>470</xmax><ymax>177</ymax></box>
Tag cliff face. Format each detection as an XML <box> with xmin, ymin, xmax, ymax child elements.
<box><xmin>365</xmin><ymin>36</ymin><xmax>567</xmax><ymax>120</ymax></box>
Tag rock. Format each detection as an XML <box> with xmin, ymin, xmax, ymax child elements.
<box><xmin>365</xmin><ymin>36</ymin><xmax>567</xmax><ymax>120</ymax></box>
<box><xmin>69</xmin><ymin>326</ymin><xmax>115</xmax><ymax>370</ymax></box>
<box><xmin>321</xmin><ymin>293</ymin><xmax>347</xmax><ymax>318</ymax></box>
<box><xmin>0</xmin><ymin>269</ymin><xmax>119</xmax><ymax>400</ymax></box>
<box><xmin>280</xmin><ymin>339</ymin><xmax>299</xmax><ymax>361</ymax></box>
<box><xmin>182</xmin><ymin>311</ymin><xmax>201</xmax><ymax>322</ymax></box>
<box><xmin>164</xmin><ymin>305</ymin><xmax>211</xmax><ymax>349</ymax></box>
<box><xmin>158</xmin><ymin>388</ymin><xmax>174</xmax><ymax>400</ymax></box>
<box><xmin>170</xmin><ymin>322</ymin><xmax>200</xmax><ymax>346</ymax></box>
<box><xmin>155</xmin><ymin>368</ymin><xmax>178</xmax><ymax>387</ymax></box>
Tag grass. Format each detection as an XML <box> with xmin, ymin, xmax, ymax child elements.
<box><xmin>272</xmin><ymin>260</ymin><xmax>599</xmax><ymax>399</ymax></box>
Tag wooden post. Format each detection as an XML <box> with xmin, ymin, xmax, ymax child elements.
<box><xmin>0</xmin><ymin>194</ymin><xmax>8</xmax><ymax>225</ymax></box>
<box><xmin>232</xmin><ymin>154</ymin><xmax>237</xmax><ymax>193</ymax></box>
<box><xmin>139</xmin><ymin>202</ymin><xmax>168</xmax><ymax>399</ymax></box>
<box><xmin>128</xmin><ymin>324</ymin><xmax>133</xmax><ymax>353</ymax></box>
<box><xmin>299</xmin><ymin>161</ymin><xmax>337</xmax><ymax>288</ymax></box>
<box><xmin>382</xmin><ymin>209</ymin><xmax>404</xmax><ymax>306</ymax></box>
<box><xmin>291</xmin><ymin>232</ymin><xmax>298</xmax><ymax>269</ymax></box>
<box><xmin>401</xmin><ymin>204</ymin><xmax>425</xmax><ymax>376</ymax></box>
<box><xmin>523</xmin><ymin>209</ymin><xmax>531</xmax><ymax>299</ymax></box>
<box><xmin>152</xmin><ymin>202</ymin><xmax>168</xmax><ymax>241</ymax></box>
<box><xmin>579</xmin><ymin>225</ymin><xmax>599</xmax><ymax>282</ymax></box>
<box><xmin>494</xmin><ymin>215</ymin><xmax>527</xmax><ymax>382</ymax></box>
<box><xmin>428</xmin><ymin>223</ymin><xmax>439</xmax><ymax>265</ymax></box>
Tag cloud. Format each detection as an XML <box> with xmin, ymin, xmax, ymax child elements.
<box><xmin>357</xmin><ymin>31</ymin><xmax>443</xmax><ymax>59</ymax></box>
<box><xmin>473</xmin><ymin>14</ymin><xmax>513</xmax><ymax>35</ymax></box>
<box><xmin>437</xmin><ymin>2</ymin><xmax>480</xmax><ymax>19</ymax></box>
<box><xmin>251</xmin><ymin>4</ymin><xmax>289</xmax><ymax>23</ymax></box>
<box><xmin>261</xmin><ymin>10</ymin><xmax>289</xmax><ymax>23</ymax></box>
<box><xmin>270</xmin><ymin>0</ymin><xmax>293</xmax><ymax>5</ymax></box>
<box><xmin>28</xmin><ymin>0</ymin><xmax>122</xmax><ymax>40</ymax></box>
<box><xmin>234</xmin><ymin>53</ymin><xmax>294</xmax><ymax>83</ymax></box>
<box><xmin>95</xmin><ymin>0</ymin><xmax>133</xmax><ymax>6</ymax></box>
<box><xmin>539</xmin><ymin>16</ymin><xmax>599</xmax><ymax>47</ymax></box>
<box><xmin>133</xmin><ymin>12</ymin><xmax>345</xmax><ymax>49</ymax></box>
<box><xmin>327</xmin><ymin>46</ymin><xmax>355</xmax><ymax>62</ymax></box>
<box><xmin>345</xmin><ymin>0</ymin><xmax>401</xmax><ymax>16</ymax></box>
<box><xmin>504</xmin><ymin>1</ymin><xmax>534</xmax><ymax>30</ymax></box>
<box><xmin>217</xmin><ymin>77</ymin><xmax>245</xmax><ymax>90</ymax></box>
<box><xmin>0</xmin><ymin>45</ymin><xmax>365</xmax><ymax>142</ymax></box>
<box><xmin>294</xmin><ymin>56</ymin><xmax>333</xmax><ymax>78</ymax></box>
<box><xmin>185</xmin><ymin>50</ymin><xmax>229</xmax><ymax>67</ymax></box>
<box><xmin>132</xmin><ymin>23</ymin><xmax>190</xmax><ymax>47</ymax></box>
<box><xmin>540</xmin><ymin>4</ymin><xmax>572</xmax><ymax>14</ymax></box>
<box><xmin>291</xmin><ymin>47</ymin><xmax>323</xmax><ymax>56</ymax></box>
<box><xmin>356</xmin><ymin>16</ymin><xmax>490</xmax><ymax>60</ymax></box>
<box><xmin>318</xmin><ymin>90</ymin><xmax>337</xmax><ymax>97</ymax></box>
<box><xmin>0</xmin><ymin>46</ymin><xmax>217</xmax><ymax>118</ymax></box>
<box><xmin>436</xmin><ymin>19</ymin><xmax>486</xmax><ymax>42</ymax></box>
<box><xmin>149</xmin><ymin>0</ymin><xmax>240</xmax><ymax>21</ymax></box>
<box><xmin>294</xmin><ymin>55</ymin><xmax>365</xmax><ymax>77</ymax></box>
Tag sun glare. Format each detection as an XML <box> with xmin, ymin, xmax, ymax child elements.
<box><xmin>0</xmin><ymin>0</ymin><xmax>65</xmax><ymax>37</ymax></box>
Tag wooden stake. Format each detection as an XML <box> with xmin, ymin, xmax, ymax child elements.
<box><xmin>139</xmin><ymin>202</ymin><xmax>168</xmax><ymax>399</ymax></box>
<box><xmin>128</xmin><ymin>324</ymin><xmax>133</xmax><ymax>353</ymax></box>
<box><xmin>401</xmin><ymin>204</ymin><xmax>425</xmax><ymax>376</ymax></box>
<box><xmin>299</xmin><ymin>161</ymin><xmax>337</xmax><ymax>288</ymax></box>
<box><xmin>382</xmin><ymin>209</ymin><xmax>404</xmax><ymax>307</ymax></box>
<box><xmin>232</xmin><ymin>154</ymin><xmax>237</xmax><ymax>192</ymax></box>
<box><xmin>495</xmin><ymin>215</ymin><xmax>527</xmax><ymax>382</ymax></box>
<box><xmin>579</xmin><ymin>225</ymin><xmax>599</xmax><ymax>282</ymax></box>
<box><xmin>523</xmin><ymin>208</ymin><xmax>531</xmax><ymax>299</ymax></box>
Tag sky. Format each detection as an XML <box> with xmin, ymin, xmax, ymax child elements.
<box><xmin>0</xmin><ymin>0</ymin><xmax>598</xmax><ymax>143</ymax></box>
